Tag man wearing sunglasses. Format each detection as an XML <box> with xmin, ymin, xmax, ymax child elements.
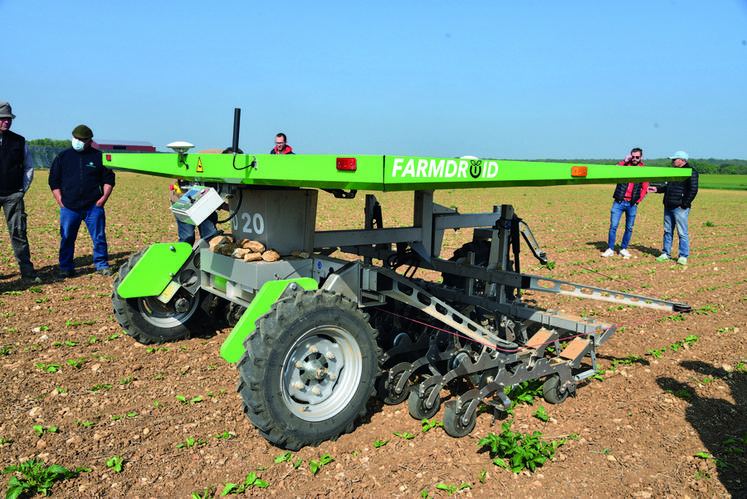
<box><xmin>601</xmin><ymin>147</ymin><xmax>648</xmax><ymax>259</ymax></box>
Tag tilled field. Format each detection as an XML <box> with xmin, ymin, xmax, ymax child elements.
<box><xmin>0</xmin><ymin>171</ymin><xmax>745</xmax><ymax>498</ymax></box>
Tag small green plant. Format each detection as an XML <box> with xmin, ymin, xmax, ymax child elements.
<box><xmin>54</xmin><ymin>387</ymin><xmax>68</xmax><ymax>394</ymax></box>
<box><xmin>176</xmin><ymin>437</ymin><xmax>207</xmax><ymax>449</ymax></box>
<box><xmin>436</xmin><ymin>483</ymin><xmax>471</xmax><ymax>495</ymax></box>
<box><xmin>66</xmin><ymin>358</ymin><xmax>86</xmax><ymax>369</ymax></box>
<box><xmin>274</xmin><ymin>451</ymin><xmax>294</xmax><ymax>463</ymax></box>
<box><xmin>90</xmin><ymin>384</ymin><xmax>113</xmax><ymax>392</ymax></box>
<box><xmin>309</xmin><ymin>454</ymin><xmax>334</xmax><ymax>475</ymax></box>
<box><xmin>33</xmin><ymin>425</ymin><xmax>59</xmax><ymax>436</ymax></box>
<box><xmin>76</xmin><ymin>421</ymin><xmax>96</xmax><ymax>428</ymax></box>
<box><xmin>176</xmin><ymin>395</ymin><xmax>202</xmax><ymax>405</ymax></box>
<box><xmin>374</xmin><ymin>438</ymin><xmax>389</xmax><ymax>448</ymax></box>
<box><xmin>214</xmin><ymin>431</ymin><xmax>236</xmax><ymax>440</ymax></box>
<box><xmin>478</xmin><ymin>419</ymin><xmax>566</xmax><ymax>473</ymax></box>
<box><xmin>542</xmin><ymin>261</ymin><xmax>556</xmax><ymax>271</ymax></box>
<box><xmin>703</xmin><ymin>221</ymin><xmax>716</xmax><ymax>227</ymax></box>
<box><xmin>35</xmin><ymin>363</ymin><xmax>62</xmax><ymax>373</ymax></box>
<box><xmin>0</xmin><ymin>437</ymin><xmax>13</xmax><ymax>445</ymax></box>
<box><xmin>393</xmin><ymin>431</ymin><xmax>415</xmax><ymax>440</ymax></box>
<box><xmin>723</xmin><ymin>433</ymin><xmax>747</xmax><ymax>454</ymax></box>
<box><xmin>478</xmin><ymin>469</ymin><xmax>487</xmax><ymax>483</ymax></box>
<box><xmin>190</xmin><ymin>485</ymin><xmax>215</xmax><ymax>499</ymax></box>
<box><xmin>221</xmin><ymin>472</ymin><xmax>269</xmax><ymax>494</ymax></box>
<box><xmin>695</xmin><ymin>452</ymin><xmax>738</xmax><ymax>470</ymax></box>
<box><xmin>532</xmin><ymin>406</ymin><xmax>549</xmax><ymax>422</ymax></box>
<box><xmin>119</xmin><ymin>375</ymin><xmax>132</xmax><ymax>385</ymax></box>
<box><xmin>2</xmin><ymin>459</ymin><xmax>89</xmax><ymax>499</ymax></box>
<box><xmin>0</xmin><ymin>346</ymin><xmax>13</xmax><ymax>355</ymax></box>
<box><xmin>421</xmin><ymin>418</ymin><xmax>443</xmax><ymax>433</ymax></box>
<box><xmin>106</xmin><ymin>456</ymin><xmax>124</xmax><ymax>473</ymax></box>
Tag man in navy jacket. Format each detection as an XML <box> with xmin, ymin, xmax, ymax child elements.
<box><xmin>653</xmin><ymin>151</ymin><xmax>698</xmax><ymax>265</ymax></box>
<box><xmin>48</xmin><ymin>125</ymin><xmax>115</xmax><ymax>278</ymax></box>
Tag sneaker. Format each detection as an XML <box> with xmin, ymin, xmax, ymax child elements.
<box><xmin>655</xmin><ymin>253</ymin><xmax>670</xmax><ymax>262</ymax></box>
<box><xmin>601</xmin><ymin>248</ymin><xmax>615</xmax><ymax>257</ymax></box>
<box><xmin>96</xmin><ymin>268</ymin><xmax>114</xmax><ymax>276</ymax></box>
<box><xmin>619</xmin><ymin>249</ymin><xmax>631</xmax><ymax>259</ymax></box>
<box><xmin>677</xmin><ymin>256</ymin><xmax>688</xmax><ymax>265</ymax></box>
<box><xmin>57</xmin><ymin>270</ymin><xmax>76</xmax><ymax>279</ymax></box>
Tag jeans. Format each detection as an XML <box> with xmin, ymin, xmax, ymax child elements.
<box><xmin>0</xmin><ymin>191</ymin><xmax>35</xmax><ymax>274</ymax></box>
<box><xmin>59</xmin><ymin>205</ymin><xmax>110</xmax><ymax>271</ymax></box>
<box><xmin>662</xmin><ymin>206</ymin><xmax>690</xmax><ymax>258</ymax></box>
<box><xmin>608</xmin><ymin>200</ymin><xmax>637</xmax><ymax>250</ymax></box>
<box><xmin>175</xmin><ymin>211</ymin><xmax>218</xmax><ymax>245</ymax></box>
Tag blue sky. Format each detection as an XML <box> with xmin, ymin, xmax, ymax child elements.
<box><xmin>4</xmin><ymin>0</ymin><xmax>747</xmax><ymax>159</ymax></box>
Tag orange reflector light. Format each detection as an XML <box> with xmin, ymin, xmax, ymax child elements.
<box><xmin>571</xmin><ymin>166</ymin><xmax>587</xmax><ymax>177</ymax></box>
<box><xmin>336</xmin><ymin>158</ymin><xmax>357</xmax><ymax>171</ymax></box>
<box><xmin>106</xmin><ymin>154</ymin><xmax>112</xmax><ymax>162</ymax></box>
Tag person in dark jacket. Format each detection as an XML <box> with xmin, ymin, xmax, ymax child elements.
<box><xmin>601</xmin><ymin>147</ymin><xmax>649</xmax><ymax>259</ymax></box>
<box><xmin>269</xmin><ymin>132</ymin><xmax>294</xmax><ymax>154</ymax></box>
<box><xmin>653</xmin><ymin>151</ymin><xmax>698</xmax><ymax>265</ymax></box>
<box><xmin>48</xmin><ymin>125</ymin><xmax>115</xmax><ymax>278</ymax></box>
<box><xmin>0</xmin><ymin>101</ymin><xmax>40</xmax><ymax>282</ymax></box>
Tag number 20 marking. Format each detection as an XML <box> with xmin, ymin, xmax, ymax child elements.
<box><xmin>232</xmin><ymin>213</ymin><xmax>265</xmax><ymax>235</ymax></box>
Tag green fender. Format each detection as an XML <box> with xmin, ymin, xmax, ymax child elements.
<box><xmin>220</xmin><ymin>278</ymin><xmax>319</xmax><ymax>363</ymax></box>
<box><xmin>117</xmin><ymin>243</ymin><xmax>194</xmax><ymax>298</ymax></box>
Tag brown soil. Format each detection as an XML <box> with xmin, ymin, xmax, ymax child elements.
<box><xmin>0</xmin><ymin>172</ymin><xmax>745</xmax><ymax>498</ymax></box>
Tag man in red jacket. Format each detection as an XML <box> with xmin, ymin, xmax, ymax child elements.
<box><xmin>269</xmin><ymin>133</ymin><xmax>294</xmax><ymax>154</ymax></box>
<box><xmin>600</xmin><ymin>147</ymin><xmax>649</xmax><ymax>259</ymax></box>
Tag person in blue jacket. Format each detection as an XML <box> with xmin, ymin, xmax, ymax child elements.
<box><xmin>48</xmin><ymin>125</ymin><xmax>115</xmax><ymax>278</ymax></box>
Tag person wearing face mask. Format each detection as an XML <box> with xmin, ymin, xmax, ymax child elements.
<box><xmin>48</xmin><ymin>125</ymin><xmax>116</xmax><ymax>278</ymax></box>
<box><xmin>0</xmin><ymin>101</ymin><xmax>41</xmax><ymax>282</ymax></box>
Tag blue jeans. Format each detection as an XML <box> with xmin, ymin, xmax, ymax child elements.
<box><xmin>662</xmin><ymin>206</ymin><xmax>690</xmax><ymax>258</ymax></box>
<box><xmin>59</xmin><ymin>205</ymin><xmax>110</xmax><ymax>271</ymax></box>
<box><xmin>608</xmin><ymin>200</ymin><xmax>637</xmax><ymax>250</ymax></box>
<box><xmin>175</xmin><ymin>211</ymin><xmax>218</xmax><ymax>245</ymax></box>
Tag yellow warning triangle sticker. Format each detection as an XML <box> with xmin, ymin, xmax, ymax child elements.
<box><xmin>196</xmin><ymin>157</ymin><xmax>204</xmax><ymax>173</ymax></box>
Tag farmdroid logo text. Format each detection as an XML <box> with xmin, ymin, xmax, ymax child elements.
<box><xmin>391</xmin><ymin>158</ymin><xmax>499</xmax><ymax>179</ymax></box>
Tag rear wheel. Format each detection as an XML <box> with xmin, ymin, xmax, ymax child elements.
<box><xmin>112</xmin><ymin>248</ymin><xmax>204</xmax><ymax>344</ymax></box>
<box><xmin>542</xmin><ymin>375</ymin><xmax>569</xmax><ymax>404</ymax></box>
<box><xmin>237</xmin><ymin>290</ymin><xmax>380</xmax><ymax>450</ymax></box>
<box><xmin>443</xmin><ymin>403</ymin><xmax>477</xmax><ymax>438</ymax></box>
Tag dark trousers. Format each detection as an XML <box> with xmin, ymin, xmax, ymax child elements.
<box><xmin>0</xmin><ymin>191</ymin><xmax>35</xmax><ymax>275</ymax></box>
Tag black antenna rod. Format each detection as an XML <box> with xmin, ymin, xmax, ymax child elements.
<box><xmin>232</xmin><ymin>108</ymin><xmax>241</xmax><ymax>155</ymax></box>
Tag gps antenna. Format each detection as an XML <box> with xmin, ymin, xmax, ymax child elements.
<box><xmin>232</xmin><ymin>108</ymin><xmax>241</xmax><ymax>156</ymax></box>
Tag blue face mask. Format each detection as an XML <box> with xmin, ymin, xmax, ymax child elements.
<box><xmin>72</xmin><ymin>138</ymin><xmax>86</xmax><ymax>152</ymax></box>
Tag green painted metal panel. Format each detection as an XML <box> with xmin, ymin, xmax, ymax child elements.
<box><xmin>220</xmin><ymin>278</ymin><xmax>319</xmax><ymax>363</ymax></box>
<box><xmin>117</xmin><ymin>243</ymin><xmax>193</xmax><ymax>298</ymax></box>
<box><xmin>103</xmin><ymin>153</ymin><xmax>692</xmax><ymax>191</ymax></box>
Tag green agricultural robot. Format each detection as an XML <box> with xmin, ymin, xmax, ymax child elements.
<box><xmin>108</xmin><ymin>115</ymin><xmax>690</xmax><ymax>450</ymax></box>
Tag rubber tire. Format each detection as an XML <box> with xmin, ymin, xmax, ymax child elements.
<box><xmin>443</xmin><ymin>403</ymin><xmax>477</xmax><ymax>438</ymax></box>
<box><xmin>542</xmin><ymin>375</ymin><xmax>569</xmax><ymax>405</ymax></box>
<box><xmin>236</xmin><ymin>290</ymin><xmax>380</xmax><ymax>450</ymax></box>
<box><xmin>407</xmin><ymin>385</ymin><xmax>441</xmax><ymax>420</ymax></box>
<box><xmin>377</xmin><ymin>371</ymin><xmax>411</xmax><ymax>405</ymax></box>
<box><xmin>112</xmin><ymin>248</ymin><xmax>204</xmax><ymax>344</ymax></box>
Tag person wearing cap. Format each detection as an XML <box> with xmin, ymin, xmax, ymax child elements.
<box><xmin>269</xmin><ymin>133</ymin><xmax>294</xmax><ymax>154</ymax></box>
<box><xmin>48</xmin><ymin>125</ymin><xmax>116</xmax><ymax>278</ymax></box>
<box><xmin>600</xmin><ymin>147</ymin><xmax>649</xmax><ymax>259</ymax></box>
<box><xmin>651</xmin><ymin>151</ymin><xmax>698</xmax><ymax>265</ymax></box>
<box><xmin>0</xmin><ymin>101</ymin><xmax>41</xmax><ymax>282</ymax></box>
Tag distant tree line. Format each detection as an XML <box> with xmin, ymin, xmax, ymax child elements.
<box><xmin>28</xmin><ymin>138</ymin><xmax>72</xmax><ymax>148</ymax></box>
<box><xmin>538</xmin><ymin>158</ymin><xmax>747</xmax><ymax>175</ymax></box>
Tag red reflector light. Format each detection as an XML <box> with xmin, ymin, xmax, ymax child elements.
<box><xmin>336</xmin><ymin>158</ymin><xmax>357</xmax><ymax>171</ymax></box>
<box><xmin>106</xmin><ymin>154</ymin><xmax>112</xmax><ymax>162</ymax></box>
<box><xmin>571</xmin><ymin>166</ymin><xmax>587</xmax><ymax>177</ymax></box>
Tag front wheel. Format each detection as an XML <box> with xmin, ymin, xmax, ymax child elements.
<box><xmin>237</xmin><ymin>290</ymin><xmax>380</xmax><ymax>450</ymax></box>
<box><xmin>112</xmin><ymin>248</ymin><xmax>204</xmax><ymax>344</ymax></box>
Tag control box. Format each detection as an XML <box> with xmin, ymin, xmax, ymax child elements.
<box><xmin>170</xmin><ymin>186</ymin><xmax>224</xmax><ymax>226</ymax></box>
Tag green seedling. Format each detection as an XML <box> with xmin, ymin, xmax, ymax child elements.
<box><xmin>309</xmin><ymin>454</ymin><xmax>333</xmax><ymax>475</ymax></box>
<box><xmin>106</xmin><ymin>333</ymin><xmax>120</xmax><ymax>341</ymax></box>
<box><xmin>421</xmin><ymin>418</ymin><xmax>443</xmax><ymax>433</ymax></box>
<box><xmin>55</xmin><ymin>387</ymin><xmax>68</xmax><ymax>394</ymax></box>
<box><xmin>0</xmin><ymin>346</ymin><xmax>13</xmax><ymax>355</ymax></box>
<box><xmin>1</xmin><ymin>312</ymin><xmax>14</xmax><ymax>318</ymax></box>
<box><xmin>436</xmin><ymin>483</ymin><xmax>471</xmax><ymax>495</ymax></box>
<box><xmin>29</xmin><ymin>286</ymin><xmax>42</xmax><ymax>293</ymax></box>
<box><xmin>32</xmin><ymin>425</ymin><xmax>59</xmax><ymax>436</ymax></box>
<box><xmin>176</xmin><ymin>437</ymin><xmax>207</xmax><ymax>449</ymax></box>
<box><xmin>647</xmin><ymin>348</ymin><xmax>667</xmax><ymax>359</ymax></box>
<box><xmin>35</xmin><ymin>363</ymin><xmax>62</xmax><ymax>373</ymax></box>
<box><xmin>0</xmin><ymin>437</ymin><xmax>13</xmax><ymax>445</ymax></box>
<box><xmin>119</xmin><ymin>375</ymin><xmax>132</xmax><ymax>385</ymax></box>
<box><xmin>52</xmin><ymin>340</ymin><xmax>77</xmax><ymax>347</ymax></box>
<box><xmin>214</xmin><ymin>431</ymin><xmax>236</xmax><ymax>440</ymax></box>
<box><xmin>393</xmin><ymin>431</ymin><xmax>415</xmax><ymax>440</ymax></box>
<box><xmin>65</xmin><ymin>319</ymin><xmax>96</xmax><ymax>327</ymax></box>
<box><xmin>2</xmin><ymin>290</ymin><xmax>22</xmax><ymax>295</ymax></box>
<box><xmin>90</xmin><ymin>384</ymin><xmax>113</xmax><ymax>392</ymax></box>
<box><xmin>274</xmin><ymin>451</ymin><xmax>294</xmax><ymax>463</ymax></box>
<box><xmin>221</xmin><ymin>472</ymin><xmax>269</xmax><ymax>494</ymax></box>
<box><xmin>76</xmin><ymin>421</ymin><xmax>97</xmax><ymax>428</ymax></box>
<box><xmin>478</xmin><ymin>469</ymin><xmax>487</xmax><ymax>483</ymax></box>
<box><xmin>106</xmin><ymin>456</ymin><xmax>124</xmax><ymax>473</ymax></box>
<box><xmin>374</xmin><ymin>438</ymin><xmax>389</xmax><ymax>448</ymax></box>
<box><xmin>176</xmin><ymin>395</ymin><xmax>203</xmax><ymax>405</ymax></box>
<box><xmin>695</xmin><ymin>452</ymin><xmax>738</xmax><ymax>470</ymax></box>
<box><xmin>723</xmin><ymin>433</ymin><xmax>747</xmax><ymax>455</ymax></box>
<box><xmin>478</xmin><ymin>419</ymin><xmax>566</xmax><ymax>473</ymax></box>
<box><xmin>66</xmin><ymin>358</ymin><xmax>86</xmax><ymax>369</ymax></box>
<box><xmin>191</xmin><ymin>485</ymin><xmax>214</xmax><ymax>499</ymax></box>
<box><xmin>2</xmin><ymin>459</ymin><xmax>89</xmax><ymax>499</ymax></box>
<box><xmin>533</xmin><ymin>406</ymin><xmax>549</xmax><ymax>422</ymax></box>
